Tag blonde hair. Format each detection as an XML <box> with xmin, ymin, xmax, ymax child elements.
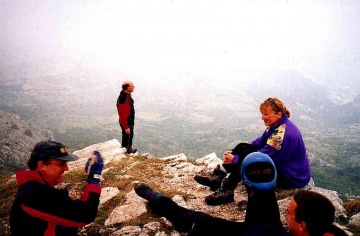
<box><xmin>260</xmin><ymin>98</ymin><xmax>290</xmax><ymax>118</ymax></box>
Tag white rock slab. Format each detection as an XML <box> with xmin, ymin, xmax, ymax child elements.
<box><xmin>104</xmin><ymin>189</ymin><xmax>147</xmax><ymax>226</ymax></box>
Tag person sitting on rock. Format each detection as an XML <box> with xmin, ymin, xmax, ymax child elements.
<box><xmin>194</xmin><ymin>97</ymin><xmax>311</xmax><ymax>205</ymax></box>
<box><xmin>134</xmin><ymin>152</ymin><xmax>347</xmax><ymax>236</ymax></box>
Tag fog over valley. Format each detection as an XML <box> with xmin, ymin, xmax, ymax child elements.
<box><xmin>1</xmin><ymin>0</ymin><xmax>359</xmax><ymax>199</ymax></box>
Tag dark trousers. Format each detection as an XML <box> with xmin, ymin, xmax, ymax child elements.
<box><xmin>120</xmin><ymin>124</ymin><xmax>134</xmax><ymax>151</ymax></box>
<box><xmin>222</xmin><ymin>143</ymin><xmax>259</xmax><ymax>190</ymax></box>
<box><xmin>150</xmin><ymin>190</ymin><xmax>286</xmax><ymax>236</ymax></box>
<box><xmin>223</xmin><ymin>143</ymin><xmax>298</xmax><ymax>190</ymax></box>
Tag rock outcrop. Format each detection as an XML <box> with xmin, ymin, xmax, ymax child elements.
<box><xmin>1</xmin><ymin>139</ymin><xmax>358</xmax><ymax>235</ymax></box>
<box><xmin>0</xmin><ymin>109</ymin><xmax>53</xmax><ymax>176</ymax></box>
<box><xmin>66</xmin><ymin>139</ymin><xmax>355</xmax><ymax>235</ymax></box>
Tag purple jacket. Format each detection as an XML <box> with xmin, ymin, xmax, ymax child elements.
<box><xmin>250</xmin><ymin>116</ymin><xmax>310</xmax><ymax>188</ymax></box>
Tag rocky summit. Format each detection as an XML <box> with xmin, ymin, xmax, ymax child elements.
<box><xmin>1</xmin><ymin>139</ymin><xmax>358</xmax><ymax>235</ymax></box>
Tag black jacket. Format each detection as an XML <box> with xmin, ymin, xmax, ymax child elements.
<box><xmin>10</xmin><ymin>170</ymin><xmax>101</xmax><ymax>236</ymax></box>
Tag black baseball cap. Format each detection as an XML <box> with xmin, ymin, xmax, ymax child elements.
<box><xmin>32</xmin><ymin>140</ymin><xmax>79</xmax><ymax>162</ymax></box>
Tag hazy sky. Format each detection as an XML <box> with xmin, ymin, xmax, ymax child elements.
<box><xmin>1</xmin><ymin>0</ymin><xmax>360</xmax><ymax>85</ymax></box>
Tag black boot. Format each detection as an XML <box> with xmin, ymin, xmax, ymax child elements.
<box><xmin>194</xmin><ymin>165</ymin><xmax>227</xmax><ymax>191</ymax></box>
<box><xmin>204</xmin><ymin>178</ymin><xmax>235</xmax><ymax>205</ymax></box>
<box><xmin>134</xmin><ymin>182</ymin><xmax>164</xmax><ymax>202</ymax></box>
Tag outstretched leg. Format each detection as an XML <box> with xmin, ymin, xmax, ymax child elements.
<box><xmin>134</xmin><ymin>183</ymin><xmax>246</xmax><ymax>235</ymax></box>
<box><xmin>245</xmin><ymin>189</ymin><xmax>282</xmax><ymax>227</ymax></box>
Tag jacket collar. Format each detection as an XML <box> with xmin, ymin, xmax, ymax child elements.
<box><xmin>15</xmin><ymin>170</ymin><xmax>52</xmax><ymax>187</ymax></box>
<box><xmin>269</xmin><ymin>115</ymin><xmax>288</xmax><ymax>130</ymax></box>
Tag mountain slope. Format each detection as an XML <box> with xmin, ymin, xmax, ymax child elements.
<box><xmin>333</xmin><ymin>94</ymin><xmax>360</xmax><ymax>124</ymax></box>
<box><xmin>0</xmin><ymin>109</ymin><xmax>54</xmax><ymax>176</ymax></box>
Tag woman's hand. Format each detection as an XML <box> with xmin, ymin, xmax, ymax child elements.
<box><xmin>223</xmin><ymin>151</ymin><xmax>234</xmax><ymax>164</ymax></box>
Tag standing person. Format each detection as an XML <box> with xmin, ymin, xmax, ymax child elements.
<box><xmin>10</xmin><ymin>140</ymin><xmax>104</xmax><ymax>236</ymax></box>
<box><xmin>134</xmin><ymin>152</ymin><xmax>347</xmax><ymax>236</ymax></box>
<box><xmin>116</xmin><ymin>81</ymin><xmax>137</xmax><ymax>154</ymax></box>
<box><xmin>195</xmin><ymin>97</ymin><xmax>311</xmax><ymax>205</ymax></box>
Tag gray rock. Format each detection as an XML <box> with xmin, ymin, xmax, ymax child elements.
<box><xmin>348</xmin><ymin>212</ymin><xmax>360</xmax><ymax>232</ymax></box>
<box><xmin>0</xmin><ymin>109</ymin><xmax>54</xmax><ymax>175</ymax></box>
<box><xmin>112</xmin><ymin>226</ymin><xmax>142</xmax><ymax>235</ymax></box>
<box><xmin>105</xmin><ymin>189</ymin><xmax>147</xmax><ymax>226</ymax></box>
<box><xmin>69</xmin><ymin>139</ymin><xmax>127</xmax><ymax>170</ymax></box>
<box><xmin>100</xmin><ymin>187</ymin><xmax>120</xmax><ymax>206</ymax></box>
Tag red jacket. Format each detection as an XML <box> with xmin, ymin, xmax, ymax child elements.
<box><xmin>116</xmin><ymin>90</ymin><xmax>135</xmax><ymax>130</ymax></box>
<box><xmin>10</xmin><ymin>170</ymin><xmax>101</xmax><ymax>236</ymax></box>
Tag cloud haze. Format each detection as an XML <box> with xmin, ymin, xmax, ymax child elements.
<box><xmin>1</xmin><ymin>0</ymin><xmax>359</xmax><ymax>87</ymax></box>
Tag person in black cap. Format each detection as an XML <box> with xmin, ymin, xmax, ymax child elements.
<box><xmin>134</xmin><ymin>152</ymin><xmax>346</xmax><ymax>236</ymax></box>
<box><xmin>10</xmin><ymin>140</ymin><xmax>104</xmax><ymax>236</ymax></box>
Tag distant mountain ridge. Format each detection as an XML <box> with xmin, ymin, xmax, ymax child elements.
<box><xmin>0</xmin><ymin>60</ymin><xmax>359</xmax><ymax>125</ymax></box>
<box><xmin>0</xmin><ymin>62</ymin><xmax>359</xmax><ymax>198</ymax></box>
<box><xmin>334</xmin><ymin>94</ymin><xmax>360</xmax><ymax>124</ymax></box>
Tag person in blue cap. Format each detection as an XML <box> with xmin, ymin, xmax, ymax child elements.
<box><xmin>134</xmin><ymin>152</ymin><xmax>346</xmax><ymax>236</ymax></box>
<box><xmin>10</xmin><ymin>140</ymin><xmax>104</xmax><ymax>236</ymax></box>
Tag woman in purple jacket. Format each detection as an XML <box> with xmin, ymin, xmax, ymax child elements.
<box><xmin>194</xmin><ymin>97</ymin><xmax>311</xmax><ymax>205</ymax></box>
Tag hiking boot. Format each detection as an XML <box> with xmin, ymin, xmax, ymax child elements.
<box><xmin>205</xmin><ymin>187</ymin><xmax>234</xmax><ymax>205</ymax></box>
<box><xmin>134</xmin><ymin>182</ymin><xmax>164</xmax><ymax>202</ymax></box>
<box><xmin>194</xmin><ymin>165</ymin><xmax>227</xmax><ymax>191</ymax></box>
<box><xmin>127</xmin><ymin>148</ymin><xmax>138</xmax><ymax>154</ymax></box>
